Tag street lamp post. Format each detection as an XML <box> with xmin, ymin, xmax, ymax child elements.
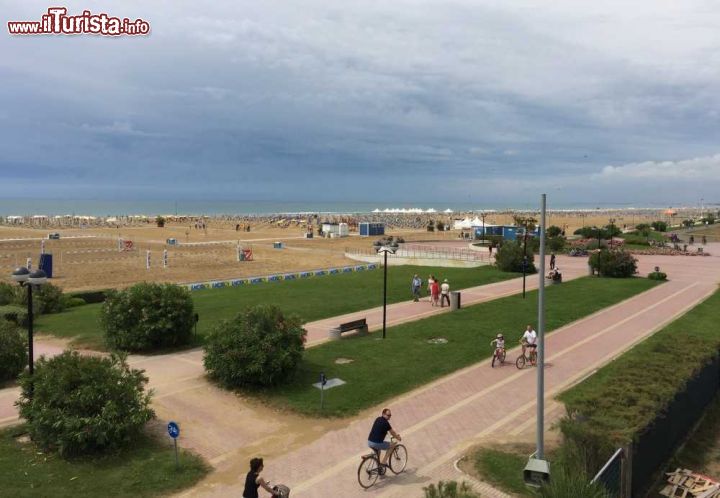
<box><xmin>480</xmin><ymin>212</ymin><xmax>487</xmax><ymax>244</ymax></box>
<box><xmin>376</xmin><ymin>244</ymin><xmax>398</xmax><ymax>339</ymax></box>
<box><xmin>12</xmin><ymin>267</ymin><xmax>47</xmax><ymax>383</ymax></box>
<box><xmin>608</xmin><ymin>218</ymin><xmax>616</xmax><ymax>248</ymax></box>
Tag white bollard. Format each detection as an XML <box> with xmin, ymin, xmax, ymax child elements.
<box><xmin>146</xmin><ymin>250</ymin><xmax>151</xmax><ymax>269</ymax></box>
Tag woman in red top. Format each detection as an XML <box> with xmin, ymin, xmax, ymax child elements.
<box><xmin>430</xmin><ymin>279</ymin><xmax>440</xmax><ymax>307</ymax></box>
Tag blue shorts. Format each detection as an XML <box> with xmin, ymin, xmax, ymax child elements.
<box><xmin>368</xmin><ymin>440</ymin><xmax>390</xmax><ymax>451</ymax></box>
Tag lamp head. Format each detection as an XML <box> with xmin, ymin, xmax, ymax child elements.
<box><xmin>28</xmin><ymin>269</ymin><xmax>47</xmax><ymax>286</ymax></box>
<box><xmin>12</xmin><ymin>267</ymin><xmax>30</xmax><ymax>284</ymax></box>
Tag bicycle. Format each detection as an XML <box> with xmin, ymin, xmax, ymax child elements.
<box><xmin>515</xmin><ymin>346</ymin><xmax>537</xmax><ymax>369</ymax></box>
<box><xmin>491</xmin><ymin>347</ymin><xmax>506</xmax><ymax>368</ymax></box>
<box><xmin>357</xmin><ymin>437</ymin><xmax>408</xmax><ymax>489</ymax></box>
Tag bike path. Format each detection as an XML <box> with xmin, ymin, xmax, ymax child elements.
<box><xmin>182</xmin><ymin>253</ymin><xmax>720</xmax><ymax>497</ymax></box>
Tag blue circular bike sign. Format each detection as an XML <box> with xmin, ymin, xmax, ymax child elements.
<box><xmin>167</xmin><ymin>421</ymin><xmax>180</xmax><ymax>439</ymax></box>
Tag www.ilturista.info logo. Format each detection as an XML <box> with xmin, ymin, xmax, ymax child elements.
<box><xmin>8</xmin><ymin>7</ymin><xmax>150</xmax><ymax>36</ymax></box>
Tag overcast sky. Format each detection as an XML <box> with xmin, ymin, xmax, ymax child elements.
<box><xmin>2</xmin><ymin>0</ymin><xmax>720</xmax><ymax>206</ymax></box>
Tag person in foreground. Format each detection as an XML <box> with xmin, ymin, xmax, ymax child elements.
<box><xmin>243</xmin><ymin>457</ymin><xmax>279</xmax><ymax>498</ymax></box>
<box><xmin>368</xmin><ymin>408</ymin><xmax>402</xmax><ymax>472</ymax></box>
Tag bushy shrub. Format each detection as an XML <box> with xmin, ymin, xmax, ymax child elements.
<box><xmin>16</xmin><ymin>351</ymin><xmax>154</xmax><ymax>457</ymax></box>
<box><xmin>0</xmin><ymin>305</ymin><xmax>28</xmax><ymax>326</ymax></box>
<box><xmin>204</xmin><ymin>305</ymin><xmax>306</xmax><ymax>388</ymax></box>
<box><xmin>156</xmin><ymin>216</ymin><xmax>166</xmax><ymax>227</ymax></box>
<box><xmin>0</xmin><ymin>282</ymin><xmax>15</xmax><ymax>305</ymax></box>
<box><xmin>495</xmin><ymin>241</ymin><xmax>536</xmax><ymax>273</ymax></box>
<box><xmin>589</xmin><ymin>250</ymin><xmax>637</xmax><ymax>278</ymax></box>
<box><xmin>547</xmin><ymin>225</ymin><xmax>563</xmax><ymax>238</ymax></box>
<box><xmin>547</xmin><ymin>236</ymin><xmax>566</xmax><ymax>252</ymax></box>
<box><xmin>538</xmin><ymin>469</ymin><xmax>610</xmax><ymax>498</ymax></box>
<box><xmin>651</xmin><ymin>221</ymin><xmax>668</xmax><ymax>232</ymax></box>
<box><xmin>0</xmin><ymin>320</ymin><xmax>27</xmax><ymax>381</ymax></box>
<box><xmin>11</xmin><ymin>282</ymin><xmax>65</xmax><ymax>315</ymax></box>
<box><xmin>423</xmin><ymin>480</ymin><xmax>478</xmax><ymax>498</ymax></box>
<box><xmin>101</xmin><ymin>282</ymin><xmax>195</xmax><ymax>352</ymax></box>
<box><xmin>648</xmin><ymin>271</ymin><xmax>667</xmax><ymax>281</ymax></box>
<box><xmin>62</xmin><ymin>296</ymin><xmax>86</xmax><ymax>308</ymax></box>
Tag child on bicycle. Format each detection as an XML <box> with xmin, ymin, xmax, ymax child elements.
<box><xmin>490</xmin><ymin>333</ymin><xmax>505</xmax><ymax>355</ymax></box>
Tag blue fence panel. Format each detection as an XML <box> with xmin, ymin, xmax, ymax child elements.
<box><xmin>300</xmin><ymin>272</ymin><xmax>312</xmax><ymax>278</ymax></box>
<box><xmin>231</xmin><ymin>279</ymin><xmax>245</xmax><ymax>286</ymax></box>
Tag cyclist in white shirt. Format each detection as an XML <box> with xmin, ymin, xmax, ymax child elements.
<box><xmin>520</xmin><ymin>324</ymin><xmax>537</xmax><ymax>357</ymax></box>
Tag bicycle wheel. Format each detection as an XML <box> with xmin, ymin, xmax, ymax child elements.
<box><xmin>530</xmin><ymin>351</ymin><xmax>537</xmax><ymax>366</ymax></box>
<box><xmin>516</xmin><ymin>355</ymin><xmax>526</xmax><ymax>369</ymax></box>
<box><xmin>499</xmin><ymin>350</ymin><xmax>506</xmax><ymax>364</ymax></box>
<box><xmin>389</xmin><ymin>445</ymin><xmax>408</xmax><ymax>474</ymax></box>
<box><xmin>492</xmin><ymin>352</ymin><xmax>497</xmax><ymax>368</ymax></box>
<box><xmin>358</xmin><ymin>455</ymin><xmax>380</xmax><ymax>489</ymax></box>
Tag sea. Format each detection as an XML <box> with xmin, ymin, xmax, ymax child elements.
<box><xmin>0</xmin><ymin>199</ymin><xmax>700</xmax><ymax>217</ymax></box>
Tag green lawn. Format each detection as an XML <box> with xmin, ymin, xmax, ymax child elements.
<box><xmin>0</xmin><ymin>427</ymin><xmax>208</xmax><ymax>498</ymax></box>
<box><xmin>473</xmin><ymin>448</ymin><xmax>534</xmax><ymax>497</ymax></box>
<box><xmin>261</xmin><ymin>277</ymin><xmax>660</xmax><ymax>417</ymax></box>
<box><xmin>559</xmin><ymin>288</ymin><xmax>720</xmax><ymax>444</ymax></box>
<box><xmin>37</xmin><ymin>265</ymin><xmax>515</xmax><ymax>350</ymax></box>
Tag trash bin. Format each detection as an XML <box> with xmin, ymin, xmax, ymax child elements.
<box><xmin>450</xmin><ymin>291</ymin><xmax>461</xmax><ymax>310</ymax></box>
<box><xmin>39</xmin><ymin>253</ymin><xmax>53</xmax><ymax>278</ymax></box>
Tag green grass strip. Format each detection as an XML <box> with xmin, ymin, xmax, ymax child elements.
<box><xmin>559</xmin><ymin>287</ymin><xmax>720</xmax><ymax>443</ymax></box>
<box><xmin>36</xmin><ymin>265</ymin><xmax>514</xmax><ymax>350</ymax></box>
<box><xmin>0</xmin><ymin>427</ymin><xmax>208</xmax><ymax>498</ymax></box>
<box><xmin>262</xmin><ymin>277</ymin><xmax>659</xmax><ymax>417</ymax></box>
<box><xmin>473</xmin><ymin>448</ymin><xmax>533</xmax><ymax>496</ymax></box>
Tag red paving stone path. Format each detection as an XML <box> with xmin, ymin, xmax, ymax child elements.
<box><xmin>181</xmin><ymin>249</ymin><xmax>720</xmax><ymax>498</ymax></box>
<box><xmin>1</xmin><ymin>249</ymin><xmax>718</xmax><ymax>498</ymax></box>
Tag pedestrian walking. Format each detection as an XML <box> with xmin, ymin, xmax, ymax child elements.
<box><xmin>427</xmin><ymin>275</ymin><xmax>435</xmax><ymax>301</ymax></box>
<box><xmin>440</xmin><ymin>279</ymin><xmax>450</xmax><ymax>307</ymax></box>
<box><xmin>549</xmin><ymin>253</ymin><xmax>556</xmax><ymax>270</ymax></box>
<box><xmin>431</xmin><ymin>278</ymin><xmax>440</xmax><ymax>307</ymax></box>
<box><xmin>702</xmin><ymin>235</ymin><xmax>707</xmax><ymax>245</ymax></box>
<box><xmin>411</xmin><ymin>274</ymin><xmax>422</xmax><ymax>302</ymax></box>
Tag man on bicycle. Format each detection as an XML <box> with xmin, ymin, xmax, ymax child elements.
<box><xmin>368</xmin><ymin>408</ymin><xmax>401</xmax><ymax>471</ymax></box>
<box><xmin>520</xmin><ymin>324</ymin><xmax>537</xmax><ymax>358</ymax></box>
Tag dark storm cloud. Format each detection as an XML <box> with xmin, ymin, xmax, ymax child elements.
<box><xmin>1</xmin><ymin>0</ymin><xmax>720</xmax><ymax>204</ymax></box>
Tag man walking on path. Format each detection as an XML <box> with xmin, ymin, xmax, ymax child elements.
<box><xmin>411</xmin><ymin>274</ymin><xmax>422</xmax><ymax>302</ymax></box>
<box><xmin>550</xmin><ymin>253</ymin><xmax>556</xmax><ymax>270</ymax></box>
<box><xmin>440</xmin><ymin>279</ymin><xmax>451</xmax><ymax>307</ymax></box>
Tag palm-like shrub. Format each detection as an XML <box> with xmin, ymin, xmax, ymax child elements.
<box><xmin>495</xmin><ymin>241</ymin><xmax>536</xmax><ymax>273</ymax></box>
<box><xmin>423</xmin><ymin>480</ymin><xmax>478</xmax><ymax>498</ymax></box>
<box><xmin>589</xmin><ymin>250</ymin><xmax>637</xmax><ymax>278</ymax></box>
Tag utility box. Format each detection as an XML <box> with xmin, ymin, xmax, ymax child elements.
<box><xmin>39</xmin><ymin>253</ymin><xmax>53</xmax><ymax>278</ymax></box>
<box><xmin>359</xmin><ymin>222</ymin><xmax>385</xmax><ymax>237</ymax></box>
<box><xmin>450</xmin><ymin>291</ymin><xmax>461</xmax><ymax>310</ymax></box>
<box><xmin>523</xmin><ymin>457</ymin><xmax>550</xmax><ymax>488</ymax></box>
<box><xmin>166</xmin><ymin>238</ymin><xmax>177</xmax><ymax>245</ymax></box>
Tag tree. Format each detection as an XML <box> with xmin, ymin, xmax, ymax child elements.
<box><xmin>650</xmin><ymin>221</ymin><xmax>668</xmax><ymax>232</ymax></box>
<box><xmin>547</xmin><ymin>225</ymin><xmax>563</xmax><ymax>238</ymax></box>
<box><xmin>495</xmin><ymin>240</ymin><xmax>536</xmax><ymax>273</ymax></box>
<box><xmin>682</xmin><ymin>219</ymin><xmax>695</xmax><ymax>228</ymax></box>
<box><xmin>156</xmin><ymin>216</ymin><xmax>166</xmax><ymax>227</ymax></box>
<box><xmin>204</xmin><ymin>305</ymin><xmax>306</xmax><ymax>388</ymax></box>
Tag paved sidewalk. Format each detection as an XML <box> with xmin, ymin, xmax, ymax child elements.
<box><xmin>182</xmin><ymin>253</ymin><xmax>720</xmax><ymax>497</ymax></box>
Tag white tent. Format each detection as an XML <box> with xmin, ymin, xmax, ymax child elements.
<box><xmin>453</xmin><ymin>217</ymin><xmax>473</xmax><ymax>229</ymax></box>
<box><xmin>444</xmin><ymin>208</ymin><xmax>453</xmax><ymax>213</ymax></box>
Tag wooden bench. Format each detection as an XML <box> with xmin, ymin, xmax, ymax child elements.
<box><xmin>329</xmin><ymin>318</ymin><xmax>369</xmax><ymax>340</ymax></box>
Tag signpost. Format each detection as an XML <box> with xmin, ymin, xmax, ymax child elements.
<box><xmin>319</xmin><ymin>372</ymin><xmax>327</xmax><ymax>410</ymax></box>
<box><xmin>167</xmin><ymin>421</ymin><xmax>180</xmax><ymax>469</ymax></box>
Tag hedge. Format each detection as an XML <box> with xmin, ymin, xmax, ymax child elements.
<box><xmin>558</xmin><ymin>289</ymin><xmax>720</xmax><ymax>472</ymax></box>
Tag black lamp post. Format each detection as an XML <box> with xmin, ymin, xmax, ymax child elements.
<box><xmin>608</xmin><ymin>218</ymin><xmax>616</xmax><ymax>248</ymax></box>
<box><xmin>376</xmin><ymin>244</ymin><xmax>398</xmax><ymax>339</ymax></box>
<box><xmin>12</xmin><ymin>267</ymin><xmax>47</xmax><ymax>382</ymax></box>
